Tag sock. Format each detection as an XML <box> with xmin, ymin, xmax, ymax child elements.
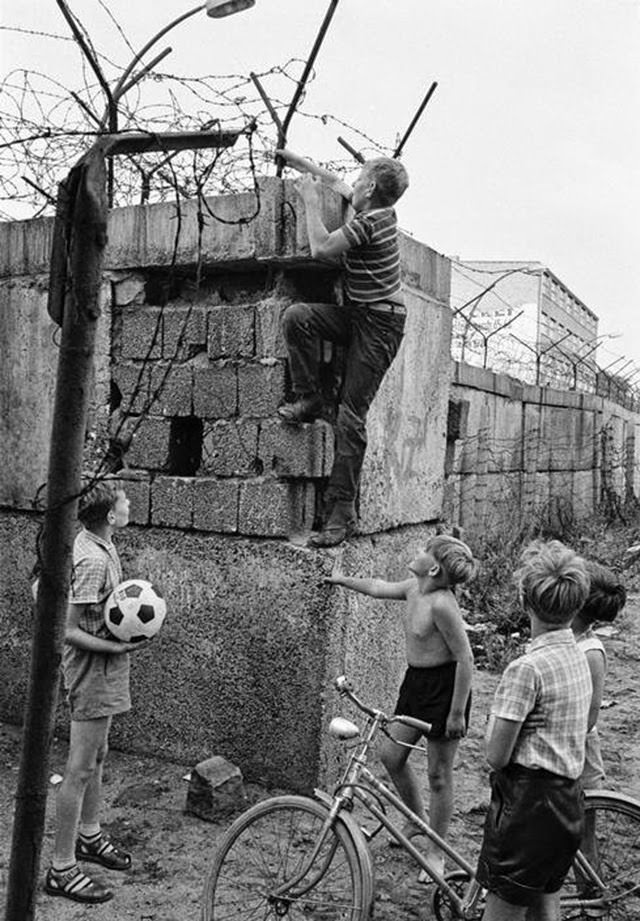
<box><xmin>51</xmin><ymin>860</ymin><xmax>76</xmax><ymax>874</ymax></box>
<box><xmin>79</xmin><ymin>823</ymin><xmax>101</xmax><ymax>840</ymax></box>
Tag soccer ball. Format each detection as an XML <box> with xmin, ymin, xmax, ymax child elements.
<box><xmin>104</xmin><ymin>579</ymin><xmax>167</xmax><ymax>643</ymax></box>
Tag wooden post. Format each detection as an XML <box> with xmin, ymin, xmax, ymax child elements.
<box><xmin>4</xmin><ymin>146</ymin><xmax>108</xmax><ymax>921</ymax></box>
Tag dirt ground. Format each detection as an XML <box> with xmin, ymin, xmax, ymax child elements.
<box><xmin>2</xmin><ymin>599</ymin><xmax>639</xmax><ymax>921</ymax></box>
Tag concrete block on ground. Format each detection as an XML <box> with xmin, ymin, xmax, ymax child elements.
<box><xmin>259</xmin><ymin>419</ymin><xmax>333</xmax><ymax>478</ymax></box>
<box><xmin>192</xmin><ymin>478</ymin><xmax>239</xmax><ymax>532</ymax></box>
<box><xmin>208</xmin><ymin>304</ymin><xmax>255</xmax><ymax>359</ymax></box>
<box><xmin>193</xmin><ymin>360</ymin><xmax>238</xmax><ymax>419</ymax></box>
<box><xmin>201</xmin><ymin>421</ymin><xmax>260</xmax><ymax>476</ymax></box>
<box><xmin>237</xmin><ymin>360</ymin><xmax>285</xmax><ymax>418</ymax></box>
<box><xmin>185</xmin><ymin>756</ymin><xmax>246</xmax><ymax>821</ymax></box>
<box><xmin>151</xmin><ymin>476</ymin><xmax>194</xmax><ymax>528</ymax></box>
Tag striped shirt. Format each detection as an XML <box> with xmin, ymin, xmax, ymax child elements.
<box><xmin>342</xmin><ymin>207</ymin><xmax>403</xmax><ymax>305</ymax></box>
<box><xmin>69</xmin><ymin>527</ymin><xmax>123</xmax><ymax>638</ymax></box>
<box><xmin>491</xmin><ymin>629</ymin><xmax>592</xmax><ymax>779</ymax></box>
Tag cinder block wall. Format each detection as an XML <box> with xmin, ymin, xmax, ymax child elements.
<box><xmin>0</xmin><ymin>179</ymin><xmax>452</xmax><ymax>789</ymax></box>
<box><xmin>444</xmin><ymin>361</ymin><xmax>640</xmax><ymax>538</ymax></box>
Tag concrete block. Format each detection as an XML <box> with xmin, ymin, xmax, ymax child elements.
<box><xmin>208</xmin><ymin>305</ymin><xmax>255</xmax><ymax>359</ymax></box>
<box><xmin>113</xmin><ymin>362</ymin><xmax>149</xmax><ymax>415</ymax></box>
<box><xmin>118</xmin><ymin>469</ymin><xmax>151</xmax><ymax>525</ymax></box>
<box><xmin>162</xmin><ymin>304</ymin><xmax>208</xmax><ymax>359</ymax></box>
<box><xmin>185</xmin><ymin>756</ymin><xmax>246</xmax><ymax>821</ymax></box>
<box><xmin>238</xmin><ymin>478</ymin><xmax>315</xmax><ymax>537</ymax></box>
<box><xmin>0</xmin><ymin>215</ymin><xmax>54</xmax><ymax>277</ymax></box>
<box><xmin>192</xmin><ymin>478</ymin><xmax>239</xmax><ymax>532</ymax></box>
<box><xmin>399</xmin><ymin>231</ymin><xmax>451</xmax><ymax>306</ymax></box>
<box><xmin>127</xmin><ymin>417</ymin><xmax>172</xmax><ymax>470</ymax></box>
<box><xmin>359</xmin><ymin>294</ymin><xmax>451</xmax><ymax>532</ymax></box>
<box><xmin>259</xmin><ymin>419</ymin><xmax>333</xmax><ymax>478</ymax></box>
<box><xmin>255</xmin><ymin>296</ymin><xmax>290</xmax><ymax>358</ymax></box>
<box><xmin>105</xmin><ymin>178</ymin><xmax>282</xmax><ymax>270</ymax></box>
<box><xmin>201</xmin><ymin>421</ymin><xmax>260</xmax><ymax>476</ymax></box>
<box><xmin>147</xmin><ymin>363</ymin><xmax>193</xmax><ymax>417</ymax></box>
<box><xmin>111</xmin><ymin>273</ymin><xmax>146</xmax><ymax>307</ymax></box>
<box><xmin>151</xmin><ymin>476</ymin><xmax>194</xmax><ymax>528</ymax></box>
<box><xmin>120</xmin><ymin>306</ymin><xmax>163</xmax><ymax>360</ymax></box>
<box><xmin>237</xmin><ymin>360</ymin><xmax>285</xmax><ymax>418</ymax></box>
<box><xmin>193</xmin><ymin>360</ymin><xmax>238</xmax><ymax>419</ymax></box>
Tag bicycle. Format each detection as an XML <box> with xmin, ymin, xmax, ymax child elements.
<box><xmin>202</xmin><ymin>675</ymin><xmax>640</xmax><ymax>920</ymax></box>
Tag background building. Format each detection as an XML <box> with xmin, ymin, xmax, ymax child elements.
<box><xmin>450</xmin><ymin>259</ymin><xmax>599</xmax><ymax>391</ymax></box>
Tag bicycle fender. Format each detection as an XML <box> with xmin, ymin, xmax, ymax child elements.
<box><xmin>313</xmin><ymin>789</ymin><xmax>372</xmax><ymax>854</ymax></box>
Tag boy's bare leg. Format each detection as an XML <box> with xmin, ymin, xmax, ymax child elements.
<box><xmin>424</xmin><ymin>737</ymin><xmax>459</xmax><ymax>864</ymax></box>
<box><xmin>52</xmin><ymin>717</ymin><xmax>110</xmax><ymax>867</ymax></box>
<box><xmin>79</xmin><ymin>718</ymin><xmax>111</xmax><ymax>831</ymax></box>
<box><xmin>380</xmin><ymin>722</ymin><xmax>426</xmax><ymax>835</ymax></box>
<box><xmin>526</xmin><ymin>892</ymin><xmax>561</xmax><ymax>921</ymax></box>
<box><xmin>482</xmin><ymin>891</ymin><xmax>560</xmax><ymax>921</ymax></box>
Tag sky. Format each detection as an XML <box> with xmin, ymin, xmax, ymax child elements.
<box><xmin>2</xmin><ymin>0</ymin><xmax>639</xmax><ymax>370</ymax></box>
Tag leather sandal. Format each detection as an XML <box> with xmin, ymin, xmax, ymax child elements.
<box><xmin>76</xmin><ymin>833</ymin><xmax>132</xmax><ymax>871</ymax></box>
<box><xmin>44</xmin><ymin>865</ymin><xmax>113</xmax><ymax>903</ymax></box>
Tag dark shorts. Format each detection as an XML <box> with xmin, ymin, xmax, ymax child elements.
<box><xmin>394</xmin><ymin>662</ymin><xmax>471</xmax><ymax>739</ymax></box>
<box><xmin>476</xmin><ymin>764</ymin><xmax>584</xmax><ymax>907</ymax></box>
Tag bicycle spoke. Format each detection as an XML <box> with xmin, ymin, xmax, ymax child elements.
<box><xmin>203</xmin><ymin>796</ymin><xmax>370</xmax><ymax>921</ymax></box>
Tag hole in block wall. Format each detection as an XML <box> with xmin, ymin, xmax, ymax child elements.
<box><xmin>169</xmin><ymin>416</ymin><xmax>203</xmax><ymax>476</ymax></box>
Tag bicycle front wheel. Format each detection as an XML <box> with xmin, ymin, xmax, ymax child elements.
<box><xmin>201</xmin><ymin>794</ymin><xmax>372</xmax><ymax>921</ymax></box>
<box><xmin>562</xmin><ymin>790</ymin><xmax>640</xmax><ymax>919</ymax></box>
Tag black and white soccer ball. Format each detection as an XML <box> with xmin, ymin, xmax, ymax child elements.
<box><xmin>104</xmin><ymin>579</ymin><xmax>166</xmax><ymax>643</ymax></box>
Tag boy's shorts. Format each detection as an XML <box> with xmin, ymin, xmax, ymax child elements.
<box><xmin>63</xmin><ymin>646</ymin><xmax>131</xmax><ymax>721</ymax></box>
<box><xmin>394</xmin><ymin>662</ymin><xmax>471</xmax><ymax>738</ymax></box>
<box><xmin>476</xmin><ymin>763</ymin><xmax>584</xmax><ymax>907</ymax></box>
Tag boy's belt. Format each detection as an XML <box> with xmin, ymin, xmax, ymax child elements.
<box><xmin>363</xmin><ymin>301</ymin><xmax>407</xmax><ymax>316</ymax></box>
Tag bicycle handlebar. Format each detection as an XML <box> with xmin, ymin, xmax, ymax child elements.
<box><xmin>334</xmin><ymin>675</ymin><xmax>432</xmax><ymax>736</ymax></box>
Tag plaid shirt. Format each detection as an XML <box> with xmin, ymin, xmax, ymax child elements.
<box><xmin>70</xmin><ymin>528</ymin><xmax>123</xmax><ymax>638</ymax></box>
<box><xmin>491</xmin><ymin>629</ymin><xmax>592</xmax><ymax>779</ymax></box>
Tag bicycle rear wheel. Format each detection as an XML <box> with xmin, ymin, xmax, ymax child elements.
<box><xmin>561</xmin><ymin>790</ymin><xmax>640</xmax><ymax>919</ymax></box>
<box><xmin>201</xmin><ymin>794</ymin><xmax>373</xmax><ymax>921</ymax></box>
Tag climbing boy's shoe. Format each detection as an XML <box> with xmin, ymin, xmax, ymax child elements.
<box><xmin>76</xmin><ymin>832</ymin><xmax>132</xmax><ymax>870</ymax></box>
<box><xmin>278</xmin><ymin>394</ymin><xmax>324</xmax><ymax>424</ymax></box>
<box><xmin>44</xmin><ymin>865</ymin><xmax>113</xmax><ymax>903</ymax></box>
<box><xmin>308</xmin><ymin>518</ymin><xmax>357</xmax><ymax>548</ymax></box>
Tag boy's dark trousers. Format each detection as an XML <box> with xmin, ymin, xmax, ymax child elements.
<box><xmin>282</xmin><ymin>301</ymin><xmax>405</xmax><ymax>515</ymax></box>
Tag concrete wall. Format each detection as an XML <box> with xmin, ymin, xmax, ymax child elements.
<box><xmin>0</xmin><ymin>179</ymin><xmax>451</xmax><ymax>790</ymax></box>
<box><xmin>444</xmin><ymin>361</ymin><xmax>640</xmax><ymax>537</ymax></box>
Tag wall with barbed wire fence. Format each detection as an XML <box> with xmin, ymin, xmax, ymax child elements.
<box><xmin>444</xmin><ymin>361</ymin><xmax>640</xmax><ymax>545</ymax></box>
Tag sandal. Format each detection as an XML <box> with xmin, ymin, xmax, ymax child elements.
<box><xmin>76</xmin><ymin>833</ymin><xmax>132</xmax><ymax>871</ymax></box>
<box><xmin>44</xmin><ymin>865</ymin><xmax>113</xmax><ymax>903</ymax></box>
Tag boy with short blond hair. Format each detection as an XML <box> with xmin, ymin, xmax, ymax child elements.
<box><xmin>327</xmin><ymin>534</ymin><xmax>476</xmax><ymax>876</ymax></box>
<box><xmin>276</xmin><ymin>147</ymin><xmax>409</xmax><ymax>547</ymax></box>
<box><xmin>45</xmin><ymin>479</ymin><xmax>146</xmax><ymax>904</ymax></box>
<box><xmin>477</xmin><ymin>540</ymin><xmax>592</xmax><ymax>921</ymax></box>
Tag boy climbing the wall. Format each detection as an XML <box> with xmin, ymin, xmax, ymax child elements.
<box><xmin>276</xmin><ymin>147</ymin><xmax>409</xmax><ymax>547</ymax></box>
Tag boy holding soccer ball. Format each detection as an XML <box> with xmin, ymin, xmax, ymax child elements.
<box><xmin>45</xmin><ymin>479</ymin><xmax>146</xmax><ymax>904</ymax></box>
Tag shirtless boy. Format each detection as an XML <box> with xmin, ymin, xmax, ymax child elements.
<box><xmin>326</xmin><ymin>534</ymin><xmax>477</xmax><ymax>875</ymax></box>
